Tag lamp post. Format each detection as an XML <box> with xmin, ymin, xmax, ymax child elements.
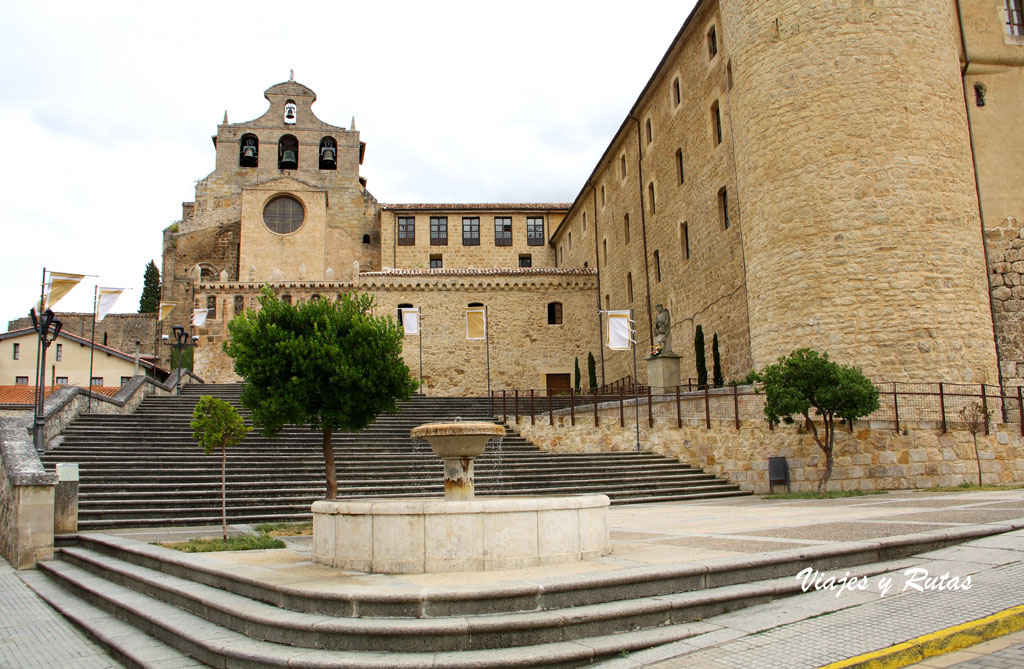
<box><xmin>162</xmin><ymin>325</ymin><xmax>198</xmax><ymax>395</ymax></box>
<box><xmin>31</xmin><ymin>308</ymin><xmax>63</xmax><ymax>451</ymax></box>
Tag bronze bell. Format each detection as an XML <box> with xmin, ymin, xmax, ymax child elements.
<box><xmin>280</xmin><ymin>150</ymin><xmax>297</xmax><ymax>169</ymax></box>
<box><xmin>242</xmin><ymin>145</ymin><xmax>256</xmax><ymax>158</ymax></box>
<box><xmin>321</xmin><ymin>147</ymin><xmax>335</xmax><ymax>162</ymax></box>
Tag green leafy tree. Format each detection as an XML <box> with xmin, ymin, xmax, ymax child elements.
<box><xmin>755</xmin><ymin>349</ymin><xmax>880</xmax><ymax>491</ymax></box>
<box><xmin>587</xmin><ymin>352</ymin><xmax>598</xmax><ymax>391</ymax></box>
<box><xmin>712</xmin><ymin>333</ymin><xmax>724</xmax><ymax>388</ymax></box>
<box><xmin>191</xmin><ymin>396</ymin><xmax>250</xmax><ymax>541</ymax></box>
<box><xmin>574</xmin><ymin>356</ymin><xmax>582</xmax><ymax>392</ymax></box>
<box><xmin>139</xmin><ymin>260</ymin><xmax>160</xmax><ymax>313</ymax></box>
<box><xmin>694</xmin><ymin>325</ymin><xmax>707</xmax><ymax>389</ymax></box>
<box><xmin>224</xmin><ymin>286</ymin><xmax>418</xmax><ymax>499</ymax></box>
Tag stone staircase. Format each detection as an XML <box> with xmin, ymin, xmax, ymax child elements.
<box><xmin>41</xmin><ymin>383</ymin><xmax>748</xmax><ymax>530</ymax></box>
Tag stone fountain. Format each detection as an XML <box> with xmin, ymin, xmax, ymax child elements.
<box><xmin>311</xmin><ymin>420</ymin><xmax>610</xmax><ymax>573</ymax></box>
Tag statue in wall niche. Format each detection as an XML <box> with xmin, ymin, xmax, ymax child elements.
<box><xmin>298</xmin><ymin>264</ymin><xmax>307</xmax><ymax>280</ymax></box>
<box><xmin>248</xmin><ymin>265</ymin><xmax>257</xmax><ymax>281</ymax></box>
<box><xmin>653</xmin><ymin>304</ymin><xmax>673</xmax><ymax>356</ymax></box>
<box><xmin>325</xmin><ymin>267</ymin><xmax>335</xmax><ymax>280</ymax></box>
<box><xmin>219</xmin><ymin>269</ymin><xmax>229</xmax><ymax>282</ymax></box>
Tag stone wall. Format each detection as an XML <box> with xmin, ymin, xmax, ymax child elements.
<box><xmin>7</xmin><ymin>312</ymin><xmax>159</xmax><ymax>361</ymax></box>
<box><xmin>0</xmin><ymin>416</ymin><xmax>55</xmax><ymax>569</ymax></box>
<box><xmin>513</xmin><ymin>400</ymin><xmax>1024</xmax><ymax>494</ymax></box>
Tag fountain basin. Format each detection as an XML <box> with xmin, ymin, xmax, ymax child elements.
<box><xmin>311</xmin><ymin>495</ymin><xmax>610</xmax><ymax>573</ymax></box>
<box><xmin>410</xmin><ymin>421</ymin><xmax>505</xmax><ymax>501</ymax></box>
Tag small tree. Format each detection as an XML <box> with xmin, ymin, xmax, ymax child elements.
<box><xmin>694</xmin><ymin>325</ymin><xmax>708</xmax><ymax>389</ymax></box>
<box><xmin>139</xmin><ymin>260</ymin><xmax>160</xmax><ymax>313</ymax></box>
<box><xmin>224</xmin><ymin>286</ymin><xmax>418</xmax><ymax>499</ymax></box>
<box><xmin>574</xmin><ymin>357</ymin><xmax>582</xmax><ymax>392</ymax></box>
<box><xmin>960</xmin><ymin>402</ymin><xmax>991</xmax><ymax>486</ymax></box>
<box><xmin>712</xmin><ymin>333</ymin><xmax>724</xmax><ymax>388</ymax></box>
<box><xmin>756</xmin><ymin>349</ymin><xmax>879</xmax><ymax>492</ymax></box>
<box><xmin>191</xmin><ymin>396</ymin><xmax>250</xmax><ymax>541</ymax></box>
<box><xmin>587</xmin><ymin>352</ymin><xmax>598</xmax><ymax>391</ymax></box>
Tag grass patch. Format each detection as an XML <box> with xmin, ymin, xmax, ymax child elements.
<box><xmin>159</xmin><ymin>534</ymin><xmax>285</xmax><ymax>553</ymax></box>
<box><xmin>253</xmin><ymin>521</ymin><xmax>313</xmax><ymax>537</ymax></box>
<box><xmin>761</xmin><ymin>490</ymin><xmax>887</xmax><ymax>500</ymax></box>
<box><xmin>916</xmin><ymin>481</ymin><xmax>1024</xmax><ymax>493</ymax></box>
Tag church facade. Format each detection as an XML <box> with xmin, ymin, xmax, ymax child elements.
<box><xmin>162</xmin><ymin>0</ymin><xmax>1024</xmax><ymax>395</ymax></box>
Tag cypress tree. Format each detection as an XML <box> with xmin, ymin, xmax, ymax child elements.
<box><xmin>574</xmin><ymin>357</ymin><xmax>582</xmax><ymax>391</ymax></box>
<box><xmin>587</xmin><ymin>352</ymin><xmax>598</xmax><ymax>390</ymax></box>
<box><xmin>139</xmin><ymin>260</ymin><xmax>161</xmax><ymax>313</ymax></box>
<box><xmin>712</xmin><ymin>333</ymin><xmax>724</xmax><ymax>387</ymax></box>
<box><xmin>695</xmin><ymin>325</ymin><xmax>707</xmax><ymax>389</ymax></box>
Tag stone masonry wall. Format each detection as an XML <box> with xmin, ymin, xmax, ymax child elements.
<box><xmin>8</xmin><ymin>312</ymin><xmax>159</xmax><ymax>361</ymax></box>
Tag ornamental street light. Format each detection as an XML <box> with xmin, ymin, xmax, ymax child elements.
<box><xmin>162</xmin><ymin>325</ymin><xmax>198</xmax><ymax>395</ymax></box>
<box><xmin>31</xmin><ymin>308</ymin><xmax>63</xmax><ymax>451</ymax></box>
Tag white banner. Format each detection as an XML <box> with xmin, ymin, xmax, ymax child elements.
<box><xmin>607</xmin><ymin>310</ymin><xmax>633</xmax><ymax>350</ymax></box>
<box><xmin>401</xmin><ymin>308</ymin><xmax>420</xmax><ymax>335</ymax></box>
<box><xmin>95</xmin><ymin>288</ymin><xmax>124</xmax><ymax>322</ymax></box>
<box><xmin>466</xmin><ymin>308</ymin><xmax>487</xmax><ymax>340</ymax></box>
<box><xmin>192</xmin><ymin>308</ymin><xmax>209</xmax><ymax>328</ymax></box>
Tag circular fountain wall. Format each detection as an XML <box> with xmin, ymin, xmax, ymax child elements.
<box><xmin>311</xmin><ymin>421</ymin><xmax>610</xmax><ymax>574</ymax></box>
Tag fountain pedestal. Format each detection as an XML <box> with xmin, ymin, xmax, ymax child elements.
<box><xmin>311</xmin><ymin>420</ymin><xmax>610</xmax><ymax>574</ymax></box>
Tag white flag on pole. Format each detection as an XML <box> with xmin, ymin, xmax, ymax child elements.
<box><xmin>606</xmin><ymin>310</ymin><xmax>633</xmax><ymax>350</ymax></box>
<box><xmin>96</xmin><ymin>288</ymin><xmax>125</xmax><ymax>322</ymax></box>
<box><xmin>401</xmin><ymin>307</ymin><xmax>420</xmax><ymax>335</ymax></box>
<box><xmin>192</xmin><ymin>308</ymin><xmax>209</xmax><ymax>328</ymax></box>
<box><xmin>466</xmin><ymin>308</ymin><xmax>486</xmax><ymax>340</ymax></box>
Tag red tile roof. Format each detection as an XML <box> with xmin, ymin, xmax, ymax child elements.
<box><xmin>0</xmin><ymin>386</ymin><xmax>59</xmax><ymax>405</ymax></box>
<box><xmin>381</xmin><ymin>203</ymin><xmax>570</xmax><ymax>212</ymax></box>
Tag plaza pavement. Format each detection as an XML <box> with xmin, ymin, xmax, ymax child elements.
<box><xmin>3</xmin><ymin>489</ymin><xmax>1024</xmax><ymax>667</ymax></box>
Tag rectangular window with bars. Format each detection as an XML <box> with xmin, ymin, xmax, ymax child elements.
<box><xmin>91</xmin><ymin>377</ymin><xmax>103</xmax><ymax>387</ymax></box>
<box><xmin>398</xmin><ymin>216</ymin><xmax>415</xmax><ymax>245</ymax></box>
<box><xmin>494</xmin><ymin>217</ymin><xmax>513</xmax><ymax>246</ymax></box>
<box><xmin>56</xmin><ymin>344</ymin><xmax>62</xmax><ymax>361</ymax></box>
<box><xmin>15</xmin><ymin>376</ymin><xmax>28</xmax><ymax>385</ymax></box>
<box><xmin>207</xmin><ymin>296</ymin><xmax>217</xmax><ymax>320</ymax></box>
<box><xmin>12</xmin><ymin>343</ymin><xmax>18</xmax><ymax>360</ymax></box>
<box><xmin>462</xmin><ymin>217</ymin><xmax>480</xmax><ymax>246</ymax></box>
<box><xmin>430</xmin><ymin>217</ymin><xmax>448</xmax><ymax>245</ymax></box>
<box><xmin>1008</xmin><ymin>0</ymin><xmax>1024</xmax><ymax>36</ymax></box>
<box><xmin>526</xmin><ymin>217</ymin><xmax>544</xmax><ymax>246</ymax></box>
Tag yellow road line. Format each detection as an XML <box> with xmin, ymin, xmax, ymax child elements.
<box><xmin>819</xmin><ymin>603</ymin><xmax>1024</xmax><ymax>669</ymax></box>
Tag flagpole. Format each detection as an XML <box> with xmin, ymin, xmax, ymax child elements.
<box><xmin>631</xmin><ymin>309</ymin><xmax>641</xmax><ymax>451</ymax></box>
<box><xmin>484</xmin><ymin>305</ymin><xmax>491</xmax><ymax>398</ymax></box>
<box><xmin>418</xmin><ymin>309</ymin><xmax>423</xmax><ymax>391</ymax></box>
<box><xmin>33</xmin><ymin>267</ymin><xmax>46</xmax><ymax>445</ymax></box>
<box><xmin>87</xmin><ymin>285</ymin><xmax>98</xmax><ymax>413</ymax></box>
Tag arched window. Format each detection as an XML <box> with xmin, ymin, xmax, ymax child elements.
<box><xmin>319</xmin><ymin>137</ymin><xmax>337</xmax><ymax>170</ymax></box>
<box><xmin>239</xmin><ymin>134</ymin><xmax>258</xmax><ymax>167</ymax></box>
<box><xmin>278</xmin><ymin>135</ymin><xmax>298</xmax><ymax>170</ymax></box>
<box><xmin>233</xmin><ymin>295</ymin><xmax>244</xmax><ymax>315</ymax></box>
<box><xmin>547</xmin><ymin>302</ymin><xmax>563</xmax><ymax>325</ymax></box>
<box><xmin>362</xmin><ymin>234</ymin><xmax>371</xmax><ymax>245</ymax></box>
<box><xmin>397</xmin><ymin>303</ymin><xmax>413</xmax><ymax>326</ymax></box>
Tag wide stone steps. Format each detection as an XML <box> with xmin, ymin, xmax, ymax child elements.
<box><xmin>43</xmin><ymin>383</ymin><xmax>749</xmax><ymax>529</ymax></box>
<box><xmin>25</xmin><ymin>530</ymin><xmax>963</xmax><ymax>668</ymax></box>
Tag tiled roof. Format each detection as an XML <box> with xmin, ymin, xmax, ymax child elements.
<box><xmin>361</xmin><ymin>267</ymin><xmax>596</xmax><ymax>277</ymax></box>
<box><xmin>381</xmin><ymin>203</ymin><xmax>571</xmax><ymax>212</ymax></box>
<box><xmin>0</xmin><ymin>386</ymin><xmax>58</xmax><ymax>405</ymax></box>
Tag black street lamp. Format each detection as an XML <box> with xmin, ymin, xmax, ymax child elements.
<box><xmin>31</xmin><ymin>308</ymin><xmax>63</xmax><ymax>451</ymax></box>
<box><xmin>162</xmin><ymin>325</ymin><xmax>198</xmax><ymax>395</ymax></box>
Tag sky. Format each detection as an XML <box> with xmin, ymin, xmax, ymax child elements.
<box><xmin>0</xmin><ymin>0</ymin><xmax>698</xmax><ymax>328</ymax></box>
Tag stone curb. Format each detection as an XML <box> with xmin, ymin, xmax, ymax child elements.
<box><xmin>819</xmin><ymin>603</ymin><xmax>1024</xmax><ymax>669</ymax></box>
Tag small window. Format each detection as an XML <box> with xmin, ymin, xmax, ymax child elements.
<box><xmin>602</xmin><ymin>239</ymin><xmax>608</xmax><ymax>265</ymax></box>
<box><xmin>494</xmin><ymin>217</ymin><xmax>512</xmax><ymax>246</ymax></box>
<box><xmin>604</xmin><ymin>295</ymin><xmax>610</xmax><ymax>311</ymax></box>
<box><xmin>103</xmin><ymin>333</ymin><xmax>108</xmax><ymax>345</ymax></box>
<box><xmin>56</xmin><ymin>343</ymin><xmax>62</xmax><ymax>362</ymax></box>
<box><xmin>569</xmin><ymin>231</ymin><xmax>573</xmax><ymax>250</ymax></box>
<box><xmin>601</xmin><ymin>184</ymin><xmax>606</xmax><ymax>206</ymax></box>
<box><xmin>627</xmin><ymin>273</ymin><xmax>634</xmax><ymax>303</ymax></box>
<box><xmin>397</xmin><ymin>303</ymin><xmax>413</xmax><ymax>326</ymax></box>
<box><xmin>56</xmin><ymin>377</ymin><xmax>69</xmax><ymax>386</ymax></box>
<box><xmin>15</xmin><ymin>376</ymin><xmax>28</xmax><ymax>385</ymax></box>
<box><xmin>620</xmin><ymin>154</ymin><xmax>627</xmax><ymax>178</ymax></box>
<box><xmin>974</xmin><ymin>83</ymin><xmax>987</xmax><ymax>107</ymax></box>
<box><xmin>526</xmin><ymin>217</ymin><xmax>544</xmax><ymax>246</ymax></box>
<box><xmin>430</xmin><ymin>217</ymin><xmax>448</xmax><ymax>245</ymax></box>
<box><xmin>398</xmin><ymin>216</ymin><xmax>415</xmax><ymax>246</ymax></box>
<box><xmin>519</xmin><ymin>254</ymin><xmax>532</xmax><ymax>267</ymax></box>
<box><xmin>310</xmin><ymin>294</ymin><xmax>321</xmax><ymax>302</ymax></box>
<box><xmin>582</xmin><ymin>212</ymin><xmax>587</xmax><ymax>233</ymax></box>
<box><xmin>239</xmin><ymin>133</ymin><xmax>259</xmax><ymax>167</ymax></box>
<box><xmin>282</xmin><ymin>294</ymin><xmax>292</xmax><ymax>305</ymax></box>
<box><xmin>676</xmin><ymin>148</ymin><xmax>685</xmax><ymax>184</ymax></box>
<box><xmin>319</xmin><ymin>137</ymin><xmax>337</xmax><ymax>170</ymax></box>
<box><xmin>708</xmin><ymin>25</ymin><xmax>718</xmax><ymax>58</ymax></box>
<box><xmin>429</xmin><ymin>254</ymin><xmax>443</xmax><ymax>269</ymax></box>
<box><xmin>654</xmin><ymin>250</ymin><xmax>661</xmax><ymax>282</ymax></box>
<box><xmin>1007</xmin><ymin>0</ymin><xmax>1024</xmax><ymax>36</ymax></box>
<box><xmin>12</xmin><ymin>343</ymin><xmax>19</xmax><ymax>360</ymax></box>
<box><xmin>463</xmin><ymin>217</ymin><xmax>480</xmax><ymax>246</ymax></box>
<box><xmin>624</xmin><ymin>214</ymin><xmax>630</xmax><ymax>244</ymax></box>
<box><xmin>120</xmin><ymin>376</ymin><xmax>132</xmax><ymax>385</ymax></box>
<box><xmin>547</xmin><ymin>302</ymin><xmax>563</xmax><ymax>325</ymax></box>
<box><xmin>645</xmin><ymin>118</ymin><xmax>653</xmax><ymax>144</ymax></box>
<box><xmin>91</xmin><ymin>377</ymin><xmax>103</xmax><ymax>387</ymax></box>
<box><xmin>719</xmin><ymin>187</ymin><xmax>730</xmax><ymax>229</ymax></box>
<box><xmin>648</xmin><ymin>182</ymin><xmax>656</xmax><ymax>214</ymax></box>
<box><xmin>681</xmin><ymin>222</ymin><xmax>690</xmax><ymax>260</ymax></box>
<box><xmin>362</xmin><ymin>234</ymin><xmax>371</xmax><ymax>245</ymax></box>
<box><xmin>234</xmin><ymin>295</ymin><xmax>244</xmax><ymax>315</ymax></box>
<box><xmin>559</xmin><ymin>245</ymin><xmax>564</xmax><ymax>264</ymax></box>
<box><xmin>672</xmin><ymin>77</ymin><xmax>681</xmax><ymax>106</ymax></box>
<box><xmin>207</xmin><ymin>296</ymin><xmax>217</xmax><ymax>320</ymax></box>
<box><xmin>712</xmin><ymin>102</ymin><xmax>723</xmax><ymax>146</ymax></box>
